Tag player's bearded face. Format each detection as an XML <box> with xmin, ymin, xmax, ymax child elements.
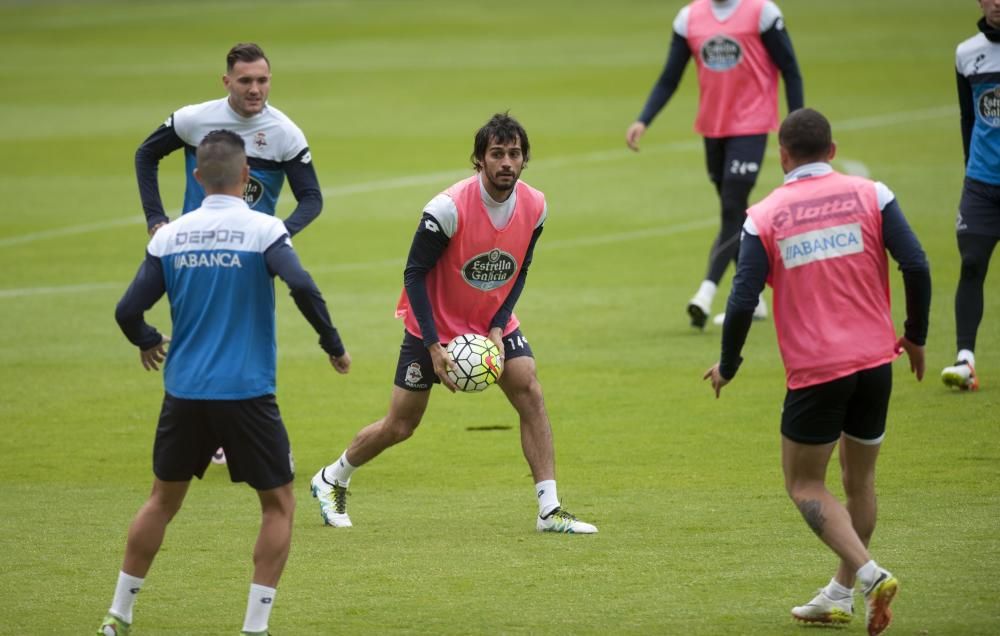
<box><xmin>482</xmin><ymin>138</ymin><xmax>524</xmax><ymax>195</ymax></box>
<box><xmin>984</xmin><ymin>0</ymin><xmax>1000</xmax><ymax>27</ymax></box>
<box><xmin>224</xmin><ymin>59</ymin><xmax>271</xmax><ymax>118</ymax></box>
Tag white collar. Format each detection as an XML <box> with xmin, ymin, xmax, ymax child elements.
<box><xmin>784</xmin><ymin>162</ymin><xmax>833</xmax><ymax>184</ymax></box>
<box><xmin>202</xmin><ymin>194</ymin><xmax>249</xmax><ymax>208</ymax></box>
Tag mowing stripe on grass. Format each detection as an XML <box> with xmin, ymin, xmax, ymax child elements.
<box><xmin>0</xmin><ymin>105</ymin><xmax>956</xmax><ymax>251</ymax></box>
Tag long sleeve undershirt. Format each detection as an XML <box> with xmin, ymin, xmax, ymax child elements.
<box><xmin>718</xmin><ymin>198</ymin><xmax>931</xmax><ymax>380</ymax></box>
<box><xmin>637</xmin><ymin>16</ymin><xmax>804</xmax><ymax>126</ymax></box>
<box><xmin>134</xmin><ymin>125</ymin><xmax>323</xmax><ymax>236</ymax></box>
<box><xmin>115</xmin><ymin>236</ymin><xmax>344</xmax><ymax>357</ymax></box>
<box><xmin>402</xmin><ymin>213</ymin><xmax>543</xmax><ymax>347</ymax></box>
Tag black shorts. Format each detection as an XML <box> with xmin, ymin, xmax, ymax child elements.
<box><xmin>704</xmin><ymin>134</ymin><xmax>768</xmax><ymax>186</ymax></box>
<box><xmin>957</xmin><ymin>177</ymin><xmax>1000</xmax><ymax>238</ymax></box>
<box><xmin>153</xmin><ymin>393</ymin><xmax>293</xmax><ymax>490</ymax></box>
<box><xmin>394</xmin><ymin>328</ymin><xmax>533</xmax><ymax>391</ymax></box>
<box><xmin>781</xmin><ymin>363</ymin><xmax>892</xmax><ymax>445</ymax></box>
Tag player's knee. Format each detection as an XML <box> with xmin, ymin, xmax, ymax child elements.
<box><xmin>148</xmin><ymin>495</ymin><xmax>183</xmax><ymax>521</ymax></box>
<box><xmin>720</xmin><ymin>181</ymin><xmax>753</xmax><ymax>220</ymax></box>
<box><xmin>783</xmin><ymin>475</ymin><xmax>820</xmax><ymax>500</ymax></box>
<box><xmin>385</xmin><ymin>414</ymin><xmax>421</xmax><ymax>443</ymax></box>
<box><xmin>511</xmin><ymin>372</ymin><xmax>543</xmax><ymax>401</ymax></box>
<box><xmin>959</xmin><ymin>254</ymin><xmax>989</xmax><ymax>282</ymax></box>
<box><xmin>841</xmin><ymin>472</ymin><xmax>874</xmax><ymax>501</ymax></box>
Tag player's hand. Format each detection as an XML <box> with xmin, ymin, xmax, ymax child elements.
<box><xmin>429</xmin><ymin>342</ymin><xmax>459</xmax><ymax>393</ymax></box>
<box><xmin>140</xmin><ymin>335</ymin><xmax>170</xmax><ymax>371</ymax></box>
<box><xmin>703</xmin><ymin>362</ymin><xmax>730</xmax><ymax>398</ymax></box>
<box><xmin>330</xmin><ymin>351</ymin><xmax>351</xmax><ymax>374</ymax></box>
<box><xmin>896</xmin><ymin>336</ymin><xmax>925</xmax><ymax>381</ymax></box>
<box><xmin>626</xmin><ymin>121</ymin><xmax>647</xmax><ymax>152</ymax></box>
<box><xmin>148</xmin><ymin>222</ymin><xmax>167</xmax><ymax>237</ymax></box>
<box><xmin>487</xmin><ymin>327</ymin><xmax>505</xmax><ymax>361</ymax></box>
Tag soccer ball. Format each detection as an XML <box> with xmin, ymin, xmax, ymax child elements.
<box><xmin>446</xmin><ymin>333</ymin><xmax>503</xmax><ymax>392</ymax></box>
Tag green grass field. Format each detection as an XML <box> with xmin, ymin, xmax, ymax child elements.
<box><xmin>1</xmin><ymin>1</ymin><xmax>998</xmax><ymax>634</ymax></box>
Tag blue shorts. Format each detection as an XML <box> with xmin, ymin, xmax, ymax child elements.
<box><xmin>394</xmin><ymin>328</ymin><xmax>533</xmax><ymax>391</ymax></box>
<box><xmin>780</xmin><ymin>363</ymin><xmax>892</xmax><ymax>445</ymax></box>
<box><xmin>958</xmin><ymin>177</ymin><xmax>1000</xmax><ymax>238</ymax></box>
<box><xmin>153</xmin><ymin>393</ymin><xmax>293</xmax><ymax>490</ymax></box>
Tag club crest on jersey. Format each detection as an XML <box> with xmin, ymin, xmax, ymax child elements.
<box><xmin>977</xmin><ymin>86</ymin><xmax>1000</xmax><ymax>128</ymax></box>
<box><xmin>462</xmin><ymin>248</ymin><xmax>517</xmax><ymax>291</ymax></box>
<box><xmin>700</xmin><ymin>35</ymin><xmax>742</xmax><ymax>71</ymax></box>
<box><xmin>254</xmin><ymin>131</ymin><xmax>268</xmax><ymax>149</ymax></box>
<box><xmin>243</xmin><ymin>177</ymin><xmax>264</xmax><ymax>208</ymax></box>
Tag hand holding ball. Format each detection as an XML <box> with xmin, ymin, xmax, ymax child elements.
<box><xmin>445</xmin><ymin>333</ymin><xmax>503</xmax><ymax>392</ymax></box>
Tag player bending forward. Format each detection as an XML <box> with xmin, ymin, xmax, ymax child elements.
<box><xmin>310</xmin><ymin>113</ymin><xmax>597</xmax><ymax>534</ymax></box>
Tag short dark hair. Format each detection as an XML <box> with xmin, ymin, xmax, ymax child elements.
<box><xmin>226</xmin><ymin>43</ymin><xmax>269</xmax><ymax>72</ymax></box>
<box><xmin>471</xmin><ymin>112</ymin><xmax>530</xmax><ymax>171</ymax></box>
<box><xmin>778</xmin><ymin>108</ymin><xmax>833</xmax><ymax>163</ymax></box>
<box><xmin>196</xmin><ymin>130</ymin><xmax>246</xmax><ymax>190</ymax></box>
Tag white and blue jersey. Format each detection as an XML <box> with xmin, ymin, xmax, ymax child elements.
<box><xmin>136</xmin><ymin>97</ymin><xmax>323</xmax><ymax>236</ymax></box>
<box><xmin>173</xmin><ymin>98</ymin><xmax>308</xmax><ymax>213</ymax></box>
<box><xmin>147</xmin><ymin>195</ymin><xmax>288</xmax><ymax>399</ymax></box>
<box><xmin>957</xmin><ymin>24</ymin><xmax>1000</xmax><ymax>186</ymax></box>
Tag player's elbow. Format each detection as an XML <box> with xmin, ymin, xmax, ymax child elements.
<box><xmin>134</xmin><ymin>144</ymin><xmax>157</xmax><ymax>172</ymax></box>
<box><xmin>114</xmin><ymin>299</ymin><xmax>136</xmax><ymax>331</ymax></box>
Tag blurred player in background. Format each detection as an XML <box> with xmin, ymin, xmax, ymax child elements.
<box><xmin>704</xmin><ymin>109</ymin><xmax>930</xmax><ymax>636</ymax></box>
<box><xmin>626</xmin><ymin>0</ymin><xmax>803</xmax><ymax>329</ymax></box>
<box><xmin>942</xmin><ymin>0</ymin><xmax>1000</xmax><ymax>391</ymax></box>
<box><xmin>136</xmin><ymin>42</ymin><xmax>324</xmax><ymax>463</ymax></box>
<box><xmin>99</xmin><ymin>130</ymin><xmax>350</xmax><ymax>636</ymax></box>
<box><xmin>310</xmin><ymin>113</ymin><xmax>598</xmax><ymax>535</ymax></box>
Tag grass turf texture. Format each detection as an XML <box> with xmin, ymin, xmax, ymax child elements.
<box><xmin>1</xmin><ymin>0</ymin><xmax>998</xmax><ymax>633</ymax></box>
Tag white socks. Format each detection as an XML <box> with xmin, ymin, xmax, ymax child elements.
<box><xmin>824</xmin><ymin>577</ymin><xmax>853</xmax><ymax>601</ymax></box>
<box><xmin>856</xmin><ymin>560</ymin><xmax>882</xmax><ymax>592</ymax></box>
<box><xmin>535</xmin><ymin>480</ymin><xmax>559</xmax><ymax>517</ymax></box>
<box><xmin>325</xmin><ymin>451</ymin><xmax>356</xmax><ymax>487</ymax></box>
<box><xmin>695</xmin><ymin>280</ymin><xmax>717</xmax><ymax>304</ymax></box>
<box><xmin>957</xmin><ymin>349</ymin><xmax>975</xmax><ymax>367</ymax></box>
<box><xmin>242</xmin><ymin>583</ymin><xmax>277</xmax><ymax>633</ymax></box>
<box><xmin>109</xmin><ymin>571</ymin><xmax>144</xmax><ymax>624</ymax></box>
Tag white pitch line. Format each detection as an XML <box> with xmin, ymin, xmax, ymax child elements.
<box><xmin>0</xmin><ymin>217</ymin><xmax>719</xmax><ymax>299</ymax></box>
<box><xmin>0</xmin><ymin>105</ymin><xmax>958</xmax><ymax>300</ymax></box>
<box><xmin>0</xmin><ymin>105</ymin><xmax>955</xmax><ymax>250</ymax></box>
<box><xmin>0</xmin><ymin>282</ymin><xmax>122</xmax><ymax>299</ymax></box>
<box><xmin>0</xmin><ymin>216</ymin><xmax>144</xmax><ymax>248</ymax></box>
<box><xmin>837</xmin><ymin>158</ymin><xmax>871</xmax><ymax>178</ymax></box>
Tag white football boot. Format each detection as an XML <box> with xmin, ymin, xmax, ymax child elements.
<box><xmin>310</xmin><ymin>468</ymin><xmax>352</xmax><ymax>528</ymax></box>
<box><xmin>536</xmin><ymin>507</ymin><xmax>598</xmax><ymax>534</ymax></box>
<box><xmin>941</xmin><ymin>360</ymin><xmax>979</xmax><ymax>391</ymax></box>
<box><xmin>687</xmin><ymin>281</ymin><xmax>716</xmax><ymax>330</ymax></box>
<box><xmin>791</xmin><ymin>589</ymin><xmax>853</xmax><ymax>625</ymax></box>
<box><xmin>862</xmin><ymin>569</ymin><xmax>899</xmax><ymax>636</ymax></box>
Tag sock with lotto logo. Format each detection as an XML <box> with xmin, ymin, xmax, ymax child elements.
<box><xmin>535</xmin><ymin>480</ymin><xmax>559</xmax><ymax>517</ymax></box>
<box><xmin>109</xmin><ymin>571</ymin><xmax>144</xmax><ymax>624</ymax></box>
<box><xmin>242</xmin><ymin>583</ymin><xmax>276</xmax><ymax>633</ymax></box>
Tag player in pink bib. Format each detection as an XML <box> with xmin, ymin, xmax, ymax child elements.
<box><xmin>310</xmin><ymin>114</ymin><xmax>597</xmax><ymax>535</ymax></box>
<box><xmin>626</xmin><ymin>0</ymin><xmax>803</xmax><ymax>329</ymax></box>
<box><xmin>704</xmin><ymin>109</ymin><xmax>930</xmax><ymax>636</ymax></box>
